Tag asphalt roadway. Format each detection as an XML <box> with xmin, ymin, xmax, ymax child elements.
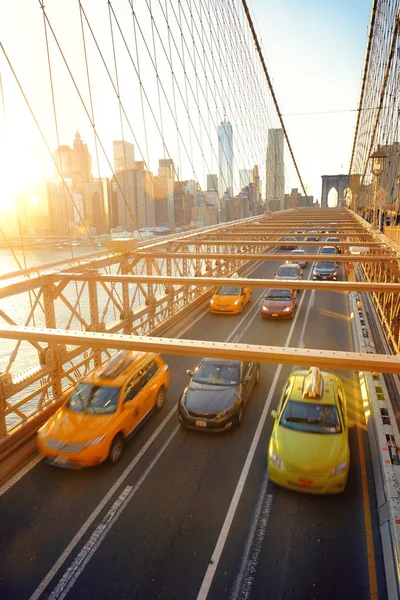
<box><xmin>0</xmin><ymin>248</ymin><xmax>388</xmax><ymax>600</ymax></box>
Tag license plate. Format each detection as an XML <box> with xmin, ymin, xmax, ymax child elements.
<box><xmin>298</xmin><ymin>479</ymin><xmax>314</xmax><ymax>488</ymax></box>
<box><xmin>272</xmin><ymin>313</ymin><xmax>278</xmax><ymax>317</ymax></box>
<box><xmin>219</xmin><ymin>307</ymin><xmax>226</xmax><ymax>311</ymax></box>
<box><xmin>322</xmin><ymin>276</ymin><xmax>328</xmax><ymax>279</ymax></box>
<box><xmin>195</xmin><ymin>420</ymin><xmax>207</xmax><ymax>428</ymax></box>
<box><xmin>52</xmin><ymin>457</ymin><xmax>70</xmax><ymax>467</ymax></box>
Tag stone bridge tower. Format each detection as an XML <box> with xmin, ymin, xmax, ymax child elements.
<box><xmin>321</xmin><ymin>174</ymin><xmax>349</xmax><ymax>207</ymax></box>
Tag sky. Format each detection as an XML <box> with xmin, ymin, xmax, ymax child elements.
<box><xmin>0</xmin><ymin>0</ymin><xmax>373</xmax><ymax>217</ymax></box>
<box><xmin>249</xmin><ymin>0</ymin><xmax>372</xmax><ymax>202</ymax></box>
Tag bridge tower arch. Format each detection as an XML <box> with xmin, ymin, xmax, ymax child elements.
<box><xmin>321</xmin><ymin>174</ymin><xmax>349</xmax><ymax>208</ymax></box>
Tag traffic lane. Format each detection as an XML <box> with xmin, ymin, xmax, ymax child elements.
<box><xmin>208</xmin><ymin>273</ymin><xmax>386</xmax><ymax>599</ymax></box>
<box><xmin>0</xmin><ymin>256</ymin><xmax>301</xmax><ymax>598</ymax></box>
<box><xmin>241</xmin><ymin>288</ymin><xmax>386</xmax><ymax>599</ymax></box>
<box><xmin>0</xmin><ymin>295</ymin><xmax>265</xmax><ymax>598</ymax></box>
<box><xmin>44</xmin><ymin>287</ymin><xmax>314</xmax><ymax>599</ymax></box>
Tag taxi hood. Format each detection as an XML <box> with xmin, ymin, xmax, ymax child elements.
<box><xmin>273</xmin><ymin>426</ymin><xmax>347</xmax><ymax>469</ymax></box>
<box><xmin>43</xmin><ymin>406</ymin><xmax>113</xmax><ymax>443</ymax></box>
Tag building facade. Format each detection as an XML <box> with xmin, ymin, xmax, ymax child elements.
<box><xmin>266</xmin><ymin>129</ymin><xmax>284</xmax><ymax>210</ymax></box>
<box><xmin>218</xmin><ymin>119</ymin><xmax>233</xmax><ymax>199</ymax></box>
<box><xmin>113</xmin><ymin>140</ymin><xmax>135</xmax><ymax>174</ymax></box>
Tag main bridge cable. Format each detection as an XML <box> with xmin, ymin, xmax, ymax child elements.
<box><xmin>357</xmin><ymin>10</ymin><xmax>400</xmax><ymax>186</ymax></box>
<box><xmin>241</xmin><ymin>0</ymin><xmax>309</xmax><ymax>202</ymax></box>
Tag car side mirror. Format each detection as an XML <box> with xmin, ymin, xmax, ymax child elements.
<box><xmin>347</xmin><ymin>417</ymin><xmax>356</xmax><ymax>428</ymax></box>
<box><xmin>273</xmin><ymin>272</ymin><xmax>276</xmax><ymax>277</ymax></box>
<box><xmin>186</xmin><ymin>369</ymin><xmax>194</xmax><ymax>377</ymax></box>
<box><xmin>271</xmin><ymin>409</ymin><xmax>278</xmax><ymax>420</ymax></box>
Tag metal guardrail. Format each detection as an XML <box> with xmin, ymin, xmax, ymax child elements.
<box><xmin>349</xmin><ymin>291</ymin><xmax>400</xmax><ymax>600</ymax></box>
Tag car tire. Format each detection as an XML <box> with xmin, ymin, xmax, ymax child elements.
<box><xmin>236</xmin><ymin>403</ymin><xmax>244</xmax><ymax>427</ymax></box>
<box><xmin>108</xmin><ymin>434</ymin><xmax>124</xmax><ymax>465</ymax></box>
<box><xmin>240</xmin><ymin>303</ymin><xmax>243</xmax><ymax>313</ymax></box>
<box><xmin>255</xmin><ymin>364</ymin><xmax>260</xmax><ymax>385</ymax></box>
<box><xmin>155</xmin><ymin>386</ymin><xmax>165</xmax><ymax>411</ymax></box>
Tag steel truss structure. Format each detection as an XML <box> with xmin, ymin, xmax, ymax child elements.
<box><xmin>1</xmin><ymin>208</ymin><xmax>400</xmax><ymax>439</ymax></box>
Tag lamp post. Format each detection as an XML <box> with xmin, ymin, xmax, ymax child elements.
<box><xmin>370</xmin><ymin>146</ymin><xmax>387</xmax><ymax>231</ymax></box>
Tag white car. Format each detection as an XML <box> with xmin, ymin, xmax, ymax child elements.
<box><xmin>288</xmin><ymin>248</ymin><xmax>308</xmax><ymax>268</ymax></box>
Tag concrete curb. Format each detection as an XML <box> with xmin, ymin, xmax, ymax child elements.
<box><xmin>349</xmin><ymin>291</ymin><xmax>400</xmax><ymax>600</ymax></box>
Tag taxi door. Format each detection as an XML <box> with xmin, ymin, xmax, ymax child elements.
<box><xmin>139</xmin><ymin>360</ymin><xmax>160</xmax><ymax>413</ymax></box>
<box><xmin>121</xmin><ymin>371</ymin><xmax>147</xmax><ymax>435</ymax></box>
<box><xmin>241</xmin><ymin>286</ymin><xmax>251</xmax><ymax>306</ymax></box>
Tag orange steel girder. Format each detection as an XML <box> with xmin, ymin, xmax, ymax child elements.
<box><xmin>0</xmin><ymin>326</ymin><xmax>399</xmax><ymax>374</ymax></box>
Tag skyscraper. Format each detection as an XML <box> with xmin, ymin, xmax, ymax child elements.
<box><xmin>218</xmin><ymin>119</ymin><xmax>233</xmax><ymax>199</ymax></box>
<box><xmin>266</xmin><ymin>129</ymin><xmax>284</xmax><ymax>210</ymax></box>
<box><xmin>113</xmin><ymin>140</ymin><xmax>135</xmax><ymax>174</ymax></box>
<box><xmin>53</xmin><ymin>131</ymin><xmax>92</xmax><ymax>198</ymax></box>
<box><xmin>239</xmin><ymin>169</ymin><xmax>252</xmax><ymax>190</ymax></box>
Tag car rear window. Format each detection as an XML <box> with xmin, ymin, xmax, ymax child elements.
<box><xmin>316</xmin><ymin>261</ymin><xmax>335</xmax><ymax>269</ymax></box>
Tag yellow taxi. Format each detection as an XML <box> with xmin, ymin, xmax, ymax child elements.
<box><xmin>210</xmin><ymin>273</ymin><xmax>252</xmax><ymax>314</ymax></box>
<box><xmin>268</xmin><ymin>367</ymin><xmax>353</xmax><ymax>494</ymax></box>
<box><xmin>37</xmin><ymin>350</ymin><xmax>169</xmax><ymax>468</ymax></box>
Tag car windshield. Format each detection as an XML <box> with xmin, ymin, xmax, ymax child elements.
<box><xmin>316</xmin><ymin>261</ymin><xmax>335</xmax><ymax>269</ymax></box>
<box><xmin>215</xmin><ymin>286</ymin><xmax>240</xmax><ymax>295</ymax></box>
<box><xmin>327</xmin><ymin>238</ymin><xmax>340</xmax><ymax>242</ymax></box>
<box><xmin>321</xmin><ymin>247</ymin><xmax>336</xmax><ymax>253</ymax></box>
<box><xmin>283</xmin><ymin>237</ymin><xmax>295</xmax><ymax>241</ymax></box>
<box><xmin>192</xmin><ymin>362</ymin><xmax>240</xmax><ymax>386</ymax></box>
<box><xmin>266</xmin><ymin>289</ymin><xmax>291</xmax><ymax>299</ymax></box>
<box><xmin>277</xmin><ymin>267</ymin><xmax>298</xmax><ymax>277</ymax></box>
<box><xmin>280</xmin><ymin>401</ymin><xmax>341</xmax><ymax>434</ymax></box>
<box><xmin>67</xmin><ymin>383</ymin><xmax>120</xmax><ymax>414</ymax></box>
<box><xmin>291</xmin><ymin>250</ymin><xmax>304</xmax><ymax>255</ymax></box>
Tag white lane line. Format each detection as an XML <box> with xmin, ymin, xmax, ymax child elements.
<box><xmin>47</xmin><ymin>424</ymin><xmax>180</xmax><ymax>600</ymax></box>
<box><xmin>28</xmin><ymin>255</ymin><xmax>277</xmax><ymax>599</ymax></box>
<box><xmin>0</xmin><ymin>454</ymin><xmax>42</xmax><ymax>499</ymax></box>
<box><xmin>29</xmin><ymin>408</ymin><xmax>178</xmax><ymax>600</ymax></box>
<box><xmin>196</xmin><ymin>270</ymin><xmax>314</xmax><ymax>600</ymax></box>
<box><xmin>230</xmin><ymin>468</ymin><xmax>272</xmax><ymax>600</ymax></box>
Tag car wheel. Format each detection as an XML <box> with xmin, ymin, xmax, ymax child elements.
<box><xmin>108</xmin><ymin>434</ymin><xmax>124</xmax><ymax>465</ymax></box>
<box><xmin>236</xmin><ymin>403</ymin><xmax>244</xmax><ymax>427</ymax></box>
<box><xmin>240</xmin><ymin>303</ymin><xmax>244</xmax><ymax>313</ymax></box>
<box><xmin>255</xmin><ymin>364</ymin><xmax>260</xmax><ymax>385</ymax></box>
<box><xmin>155</xmin><ymin>386</ymin><xmax>165</xmax><ymax>411</ymax></box>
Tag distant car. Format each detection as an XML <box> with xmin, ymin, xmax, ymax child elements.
<box><xmin>274</xmin><ymin>263</ymin><xmax>303</xmax><ymax>287</ymax></box>
<box><xmin>319</xmin><ymin>246</ymin><xmax>339</xmax><ymax>266</ymax></box>
<box><xmin>178</xmin><ymin>358</ymin><xmax>260</xmax><ymax>431</ymax></box>
<box><xmin>289</xmin><ymin>248</ymin><xmax>308</xmax><ymax>268</ymax></box>
<box><xmin>326</xmin><ymin>237</ymin><xmax>342</xmax><ymax>253</ymax></box>
<box><xmin>37</xmin><ymin>350</ymin><xmax>169</xmax><ymax>467</ymax></box>
<box><xmin>313</xmin><ymin>261</ymin><xmax>338</xmax><ymax>280</ymax></box>
<box><xmin>305</xmin><ymin>231</ymin><xmax>320</xmax><ymax>241</ymax></box>
<box><xmin>280</xmin><ymin>236</ymin><xmax>297</xmax><ymax>250</ymax></box>
<box><xmin>319</xmin><ymin>245</ymin><xmax>338</xmax><ymax>256</ymax></box>
<box><xmin>268</xmin><ymin>366</ymin><xmax>353</xmax><ymax>494</ymax></box>
<box><xmin>210</xmin><ymin>274</ymin><xmax>252</xmax><ymax>314</ymax></box>
<box><xmin>261</xmin><ymin>288</ymin><xmax>297</xmax><ymax>319</ymax></box>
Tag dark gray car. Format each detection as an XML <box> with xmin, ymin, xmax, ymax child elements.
<box><xmin>178</xmin><ymin>358</ymin><xmax>260</xmax><ymax>431</ymax></box>
<box><xmin>313</xmin><ymin>261</ymin><xmax>338</xmax><ymax>280</ymax></box>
